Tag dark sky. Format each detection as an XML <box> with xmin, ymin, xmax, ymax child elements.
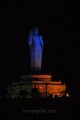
<box><xmin>7</xmin><ymin>1</ymin><xmax>80</xmax><ymax>89</ymax></box>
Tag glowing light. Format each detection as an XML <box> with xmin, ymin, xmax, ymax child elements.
<box><xmin>66</xmin><ymin>93</ymin><xmax>69</xmax><ymax>97</ymax></box>
<box><xmin>57</xmin><ymin>93</ymin><xmax>61</xmax><ymax>97</ymax></box>
<box><xmin>40</xmin><ymin>86</ymin><xmax>42</xmax><ymax>88</ymax></box>
<box><xmin>52</xmin><ymin>95</ymin><xmax>55</xmax><ymax>98</ymax></box>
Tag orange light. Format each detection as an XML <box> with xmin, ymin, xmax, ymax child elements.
<box><xmin>40</xmin><ymin>86</ymin><xmax>42</xmax><ymax>88</ymax></box>
<box><xmin>32</xmin><ymin>75</ymin><xmax>67</xmax><ymax>97</ymax></box>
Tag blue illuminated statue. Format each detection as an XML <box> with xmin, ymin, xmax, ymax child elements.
<box><xmin>28</xmin><ymin>27</ymin><xmax>44</xmax><ymax>72</ymax></box>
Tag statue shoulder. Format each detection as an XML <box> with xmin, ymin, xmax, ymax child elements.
<box><xmin>39</xmin><ymin>35</ymin><xmax>42</xmax><ymax>38</ymax></box>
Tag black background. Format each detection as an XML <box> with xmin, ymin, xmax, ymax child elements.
<box><xmin>6</xmin><ymin>1</ymin><xmax>80</xmax><ymax>97</ymax></box>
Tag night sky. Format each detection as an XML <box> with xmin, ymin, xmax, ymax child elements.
<box><xmin>7</xmin><ymin>1</ymin><xmax>80</xmax><ymax>96</ymax></box>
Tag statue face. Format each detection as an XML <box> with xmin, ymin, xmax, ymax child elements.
<box><xmin>34</xmin><ymin>27</ymin><xmax>39</xmax><ymax>34</ymax></box>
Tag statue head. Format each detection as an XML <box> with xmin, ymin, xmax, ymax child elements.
<box><xmin>33</xmin><ymin>27</ymin><xmax>39</xmax><ymax>35</ymax></box>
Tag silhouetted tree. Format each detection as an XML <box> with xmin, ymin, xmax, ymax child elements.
<box><xmin>19</xmin><ymin>90</ymin><xmax>28</xmax><ymax>99</ymax></box>
<box><xmin>31</xmin><ymin>87</ymin><xmax>41</xmax><ymax>98</ymax></box>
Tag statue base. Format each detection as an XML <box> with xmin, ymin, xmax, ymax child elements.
<box><xmin>7</xmin><ymin>74</ymin><xmax>67</xmax><ymax>98</ymax></box>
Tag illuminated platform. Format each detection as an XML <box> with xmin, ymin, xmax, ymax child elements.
<box><xmin>32</xmin><ymin>75</ymin><xmax>66</xmax><ymax>97</ymax></box>
<box><xmin>7</xmin><ymin>74</ymin><xmax>67</xmax><ymax>98</ymax></box>
<box><xmin>21</xmin><ymin>74</ymin><xmax>52</xmax><ymax>81</ymax></box>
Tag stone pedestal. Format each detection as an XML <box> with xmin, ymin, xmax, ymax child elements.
<box><xmin>8</xmin><ymin>74</ymin><xmax>66</xmax><ymax>98</ymax></box>
<box><xmin>7</xmin><ymin>74</ymin><xmax>66</xmax><ymax>98</ymax></box>
<box><xmin>20</xmin><ymin>74</ymin><xmax>66</xmax><ymax>97</ymax></box>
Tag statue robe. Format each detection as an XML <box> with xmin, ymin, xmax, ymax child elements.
<box><xmin>28</xmin><ymin>32</ymin><xmax>44</xmax><ymax>71</ymax></box>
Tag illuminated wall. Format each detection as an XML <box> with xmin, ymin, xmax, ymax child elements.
<box><xmin>32</xmin><ymin>81</ymin><xmax>66</xmax><ymax>97</ymax></box>
<box><xmin>7</xmin><ymin>75</ymin><xmax>66</xmax><ymax>98</ymax></box>
<box><xmin>32</xmin><ymin>75</ymin><xmax>66</xmax><ymax>97</ymax></box>
<box><xmin>47</xmin><ymin>84</ymin><xmax>66</xmax><ymax>96</ymax></box>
